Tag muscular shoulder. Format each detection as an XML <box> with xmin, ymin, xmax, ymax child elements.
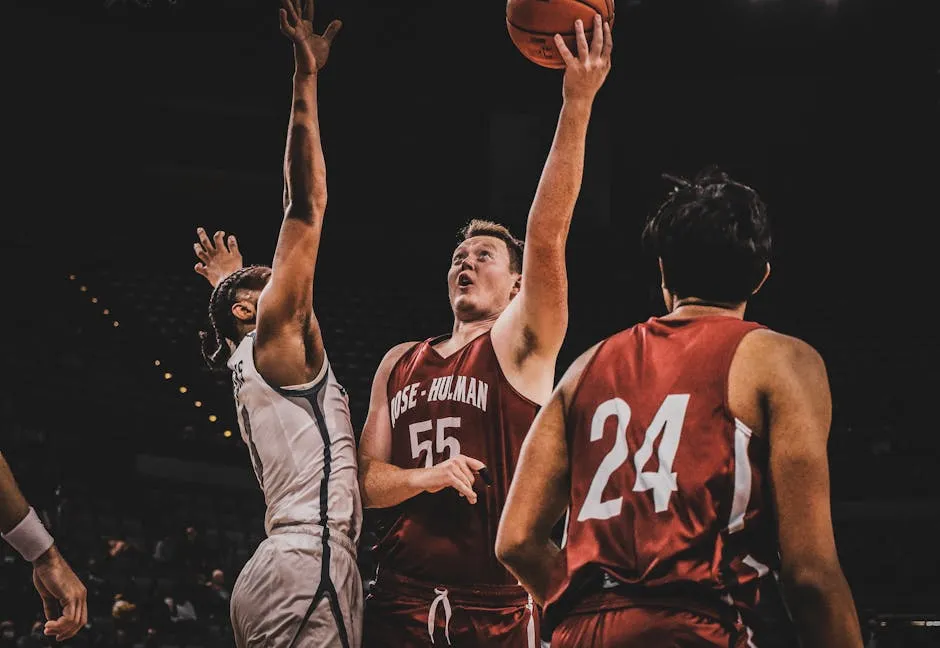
<box><xmin>730</xmin><ymin>329</ymin><xmax>828</xmax><ymax>433</ymax></box>
<box><xmin>736</xmin><ymin>329</ymin><xmax>826</xmax><ymax>382</ymax></box>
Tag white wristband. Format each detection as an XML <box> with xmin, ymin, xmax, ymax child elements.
<box><xmin>2</xmin><ymin>507</ymin><xmax>54</xmax><ymax>562</ymax></box>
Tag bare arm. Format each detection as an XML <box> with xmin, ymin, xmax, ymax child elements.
<box><xmin>496</xmin><ymin>343</ymin><xmax>600</xmax><ymax>604</ymax></box>
<box><xmin>0</xmin><ymin>452</ymin><xmax>29</xmax><ymax>534</ymax></box>
<box><xmin>492</xmin><ymin>18</ymin><xmax>612</xmax><ymax>369</ymax></box>
<box><xmin>0</xmin><ymin>453</ymin><xmax>87</xmax><ymax>642</ymax></box>
<box><xmin>254</xmin><ymin>2</ymin><xmax>342</xmax><ymax>387</ymax></box>
<box><xmin>764</xmin><ymin>336</ymin><xmax>863</xmax><ymax>648</ymax></box>
<box><xmin>358</xmin><ymin>343</ymin><xmax>486</xmax><ymax>508</ymax></box>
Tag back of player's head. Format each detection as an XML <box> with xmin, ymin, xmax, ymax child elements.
<box><xmin>642</xmin><ymin>166</ymin><xmax>772</xmax><ymax>304</ymax></box>
<box><xmin>459</xmin><ymin>219</ymin><xmax>524</xmax><ymax>274</ymax></box>
<box><xmin>199</xmin><ymin>265</ymin><xmax>272</xmax><ymax>371</ymax></box>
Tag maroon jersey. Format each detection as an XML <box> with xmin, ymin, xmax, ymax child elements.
<box><xmin>546</xmin><ymin>316</ymin><xmax>796</xmax><ymax>645</ymax></box>
<box><xmin>375</xmin><ymin>331</ymin><xmax>540</xmax><ymax>586</ymax></box>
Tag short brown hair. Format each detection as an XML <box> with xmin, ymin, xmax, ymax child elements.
<box><xmin>459</xmin><ymin>219</ymin><xmax>524</xmax><ymax>274</ymax></box>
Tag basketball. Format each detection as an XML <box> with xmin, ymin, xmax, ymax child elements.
<box><xmin>507</xmin><ymin>0</ymin><xmax>615</xmax><ymax>69</ymax></box>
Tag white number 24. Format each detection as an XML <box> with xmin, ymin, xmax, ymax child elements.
<box><xmin>409</xmin><ymin>417</ymin><xmax>461</xmax><ymax>468</ymax></box>
<box><xmin>577</xmin><ymin>394</ymin><xmax>690</xmax><ymax>521</ymax></box>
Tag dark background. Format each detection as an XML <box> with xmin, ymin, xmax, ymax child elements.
<box><xmin>1</xmin><ymin>0</ymin><xmax>938</xmax><ymax>642</ymax></box>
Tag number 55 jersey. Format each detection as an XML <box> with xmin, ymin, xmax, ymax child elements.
<box><xmin>546</xmin><ymin>316</ymin><xmax>798</xmax><ymax>647</ymax></box>
<box><xmin>376</xmin><ymin>331</ymin><xmax>540</xmax><ymax>587</ymax></box>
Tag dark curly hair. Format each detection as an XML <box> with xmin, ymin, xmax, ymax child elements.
<box><xmin>199</xmin><ymin>265</ymin><xmax>272</xmax><ymax>371</ymax></box>
<box><xmin>642</xmin><ymin>165</ymin><xmax>772</xmax><ymax>304</ymax></box>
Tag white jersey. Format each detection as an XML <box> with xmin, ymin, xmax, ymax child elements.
<box><xmin>227</xmin><ymin>332</ymin><xmax>361</xmax><ymax>546</ymax></box>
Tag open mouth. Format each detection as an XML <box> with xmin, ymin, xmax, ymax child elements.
<box><xmin>457</xmin><ymin>273</ymin><xmax>473</xmax><ymax>288</ymax></box>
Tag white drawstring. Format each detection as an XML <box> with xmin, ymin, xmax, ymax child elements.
<box><xmin>526</xmin><ymin>595</ymin><xmax>536</xmax><ymax>648</ymax></box>
<box><xmin>428</xmin><ymin>587</ymin><xmax>453</xmax><ymax>645</ymax></box>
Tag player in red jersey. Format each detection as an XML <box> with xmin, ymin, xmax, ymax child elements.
<box><xmin>357</xmin><ymin>16</ymin><xmax>612</xmax><ymax>648</ymax></box>
<box><xmin>497</xmin><ymin>167</ymin><xmax>864</xmax><ymax>647</ymax></box>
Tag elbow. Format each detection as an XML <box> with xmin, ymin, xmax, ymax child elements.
<box><xmin>494</xmin><ymin>525</ymin><xmax>528</xmax><ymax>570</ymax></box>
<box><xmin>780</xmin><ymin>562</ymin><xmax>846</xmax><ymax>600</ymax></box>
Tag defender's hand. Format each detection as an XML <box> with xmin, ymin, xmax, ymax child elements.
<box><xmin>278</xmin><ymin>0</ymin><xmax>342</xmax><ymax>75</ymax></box>
<box><xmin>411</xmin><ymin>455</ymin><xmax>487</xmax><ymax>505</ymax></box>
<box><xmin>555</xmin><ymin>14</ymin><xmax>613</xmax><ymax>103</ymax></box>
<box><xmin>194</xmin><ymin>227</ymin><xmax>243</xmax><ymax>288</ymax></box>
<box><xmin>32</xmin><ymin>546</ymin><xmax>87</xmax><ymax>642</ymax></box>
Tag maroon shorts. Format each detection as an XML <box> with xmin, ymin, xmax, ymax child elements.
<box><xmin>362</xmin><ymin>569</ymin><xmax>538</xmax><ymax>648</ymax></box>
<box><xmin>550</xmin><ymin>591</ymin><xmax>748</xmax><ymax>648</ymax></box>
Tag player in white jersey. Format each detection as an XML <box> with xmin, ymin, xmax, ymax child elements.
<box><xmin>191</xmin><ymin>1</ymin><xmax>361</xmax><ymax>646</ymax></box>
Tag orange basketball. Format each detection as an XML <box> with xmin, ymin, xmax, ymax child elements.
<box><xmin>507</xmin><ymin>0</ymin><xmax>615</xmax><ymax>69</ymax></box>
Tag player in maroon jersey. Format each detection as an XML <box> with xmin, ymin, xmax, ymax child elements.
<box><xmin>356</xmin><ymin>16</ymin><xmax>612</xmax><ymax>648</ymax></box>
<box><xmin>496</xmin><ymin>167</ymin><xmax>864</xmax><ymax>647</ymax></box>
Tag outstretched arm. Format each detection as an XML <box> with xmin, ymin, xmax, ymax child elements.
<box><xmin>253</xmin><ymin>0</ymin><xmax>342</xmax><ymax>387</ymax></box>
<box><xmin>0</xmin><ymin>453</ymin><xmax>87</xmax><ymax>642</ymax></box>
<box><xmin>762</xmin><ymin>334</ymin><xmax>864</xmax><ymax>648</ymax></box>
<box><xmin>493</xmin><ymin>17</ymin><xmax>612</xmax><ymax>372</ymax></box>
<box><xmin>496</xmin><ymin>343</ymin><xmax>601</xmax><ymax>604</ymax></box>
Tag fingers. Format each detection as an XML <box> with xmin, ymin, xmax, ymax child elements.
<box><xmin>227</xmin><ymin>235</ymin><xmax>240</xmax><ymax>256</ymax></box>
<box><xmin>196</xmin><ymin>227</ymin><xmax>213</xmax><ymax>253</ymax></box>
<box><xmin>40</xmin><ymin>594</ymin><xmax>57</xmax><ymax>623</ymax></box>
<box><xmin>278</xmin><ymin>8</ymin><xmax>294</xmax><ymax>37</ymax></box>
<box><xmin>602</xmin><ymin>21</ymin><xmax>613</xmax><ymax>60</ymax></box>
<box><xmin>280</xmin><ymin>0</ymin><xmax>300</xmax><ymax>27</ymax></box>
<box><xmin>303</xmin><ymin>0</ymin><xmax>313</xmax><ymax>22</ymax></box>
<box><xmin>590</xmin><ymin>14</ymin><xmax>603</xmax><ymax>57</ymax></box>
<box><xmin>195</xmin><ymin>263</ymin><xmax>208</xmax><ymax>278</ymax></box>
<box><xmin>194</xmin><ymin>243</ymin><xmax>211</xmax><ymax>264</ymax></box>
<box><xmin>322</xmin><ymin>19</ymin><xmax>343</xmax><ymax>43</ymax></box>
<box><xmin>553</xmin><ymin>34</ymin><xmax>575</xmax><ymax>67</ymax></box>
<box><xmin>574</xmin><ymin>18</ymin><xmax>589</xmax><ymax>60</ymax></box>
<box><xmin>212</xmin><ymin>230</ymin><xmax>226</xmax><ymax>253</ymax></box>
<box><xmin>450</xmin><ymin>473</ymin><xmax>477</xmax><ymax>504</ymax></box>
<box><xmin>456</xmin><ymin>459</ymin><xmax>476</xmax><ymax>489</ymax></box>
<box><xmin>464</xmin><ymin>456</ymin><xmax>486</xmax><ymax>471</ymax></box>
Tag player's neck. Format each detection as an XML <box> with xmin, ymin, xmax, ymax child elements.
<box><xmin>666</xmin><ymin>298</ymin><xmax>746</xmax><ymax>320</ymax></box>
<box><xmin>444</xmin><ymin>315</ymin><xmax>498</xmax><ymax>349</ymax></box>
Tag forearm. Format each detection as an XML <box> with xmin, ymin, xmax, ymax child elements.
<box><xmin>359</xmin><ymin>457</ymin><xmax>426</xmax><ymax>509</ymax></box>
<box><xmin>0</xmin><ymin>453</ymin><xmax>30</xmax><ymax>533</ymax></box>
<box><xmin>499</xmin><ymin>540</ymin><xmax>561</xmax><ymax>606</ymax></box>
<box><xmin>283</xmin><ymin>72</ymin><xmax>326</xmax><ymax>218</ymax></box>
<box><xmin>784</xmin><ymin>572</ymin><xmax>864</xmax><ymax>648</ymax></box>
<box><xmin>525</xmin><ymin>98</ymin><xmax>593</xmax><ymax>246</ymax></box>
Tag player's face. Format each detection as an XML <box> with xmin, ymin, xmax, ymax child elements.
<box><xmin>448</xmin><ymin>236</ymin><xmax>520</xmax><ymax>321</ymax></box>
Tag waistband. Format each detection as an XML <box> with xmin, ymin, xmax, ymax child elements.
<box><xmin>545</xmin><ymin>574</ymin><xmax>742</xmax><ymax>639</ymax></box>
<box><xmin>269</xmin><ymin>521</ymin><xmax>357</xmax><ymax>557</ymax></box>
<box><xmin>373</xmin><ymin>567</ymin><xmax>531</xmax><ymax>607</ymax></box>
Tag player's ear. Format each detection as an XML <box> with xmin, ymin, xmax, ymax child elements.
<box><xmin>510</xmin><ymin>274</ymin><xmax>522</xmax><ymax>299</ymax></box>
<box><xmin>232</xmin><ymin>300</ymin><xmax>256</xmax><ymax>323</ymax></box>
<box><xmin>752</xmin><ymin>262</ymin><xmax>771</xmax><ymax>295</ymax></box>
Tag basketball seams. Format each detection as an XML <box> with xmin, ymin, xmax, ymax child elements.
<box><xmin>568</xmin><ymin>0</ymin><xmax>608</xmax><ymax>15</ymax></box>
<box><xmin>506</xmin><ymin>18</ymin><xmax>592</xmax><ymax>38</ymax></box>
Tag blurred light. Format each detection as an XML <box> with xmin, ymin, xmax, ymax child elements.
<box><xmin>194</xmin><ymin>400</ymin><xmax>203</xmax><ymax>407</ymax></box>
<box><xmin>103</xmin><ymin>309</ymin><xmax>110</xmax><ymax>315</ymax></box>
<box><xmin>208</xmin><ymin>414</ymin><xmax>218</xmax><ymax>423</ymax></box>
<box><xmin>68</xmin><ymin>275</ymin><xmax>76</xmax><ymax>280</ymax></box>
<box><xmin>164</xmin><ymin>372</ymin><xmax>172</xmax><ymax>380</ymax></box>
<box><xmin>79</xmin><ymin>286</ymin><xmax>87</xmax><ymax>292</ymax></box>
<box><xmin>113</xmin><ymin>321</ymin><xmax>120</xmax><ymax>327</ymax></box>
<box><xmin>223</xmin><ymin>430</ymin><xmax>232</xmax><ymax>438</ymax></box>
<box><xmin>91</xmin><ymin>297</ymin><xmax>98</xmax><ymax>304</ymax></box>
<box><xmin>154</xmin><ymin>360</ymin><xmax>161</xmax><ymax>366</ymax></box>
<box><xmin>179</xmin><ymin>386</ymin><xmax>188</xmax><ymax>394</ymax></box>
